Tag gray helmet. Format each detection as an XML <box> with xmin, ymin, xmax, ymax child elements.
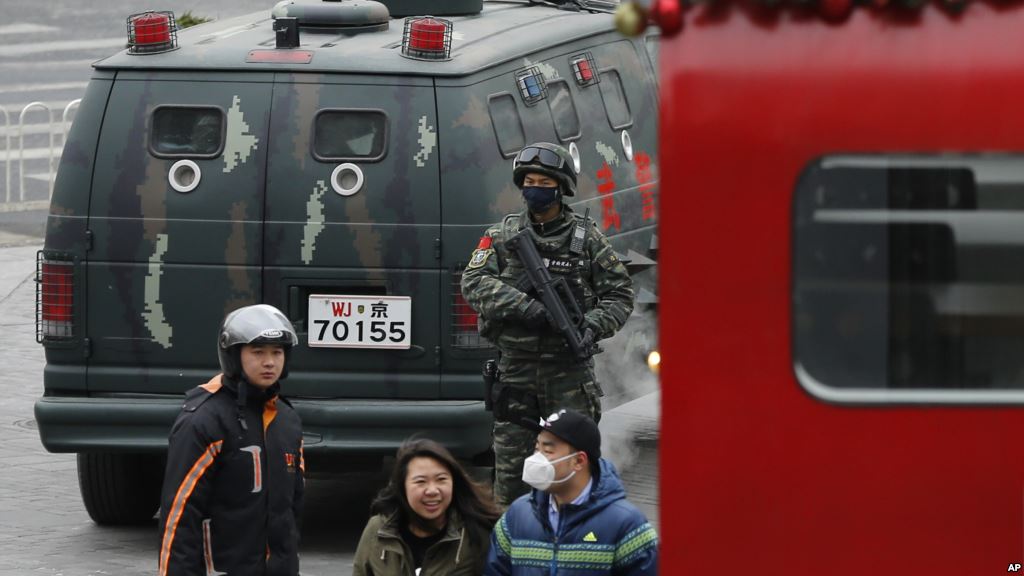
<box><xmin>512</xmin><ymin>142</ymin><xmax>578</xmax><ymax>197</ymax></box>
<box><xmin>218</xmin><ymin>304</ymin><xmax>298</xmax><ymax>380</ymax></box>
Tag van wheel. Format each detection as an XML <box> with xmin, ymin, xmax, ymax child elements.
<box><xmin>77</xmin><ymin>453</ymin><xmax>163</xmax><ymax>525</ymax></box>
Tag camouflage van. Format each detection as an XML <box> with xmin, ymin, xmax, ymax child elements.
<box><xmin>35</xmin><ymin>0</ymin><xmax>659</xmax><ymax>524</ymax></box>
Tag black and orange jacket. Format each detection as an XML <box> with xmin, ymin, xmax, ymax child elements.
<box><xmin>158</xmin><ymin>374</ymin><xmax>305</xmax><ymax>576</ymax></box>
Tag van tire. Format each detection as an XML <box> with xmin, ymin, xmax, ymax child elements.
<box><xmin>77</xmin><ymin>453</ymin><xmax>163</xmax><ymax>525</ymax></box>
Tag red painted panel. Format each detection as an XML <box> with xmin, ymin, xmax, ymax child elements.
<box><xmin>660</xmin><ymin>3</ymin><xmax>1024</xmax><ymax>574</ymax></box>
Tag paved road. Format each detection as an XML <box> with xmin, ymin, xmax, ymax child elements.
<box><xmin>0</xmin><ymin>241</ymin><xmax>659</xmax><ymax>575</ymax></box>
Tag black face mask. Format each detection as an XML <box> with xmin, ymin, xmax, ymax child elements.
<box><xmin>522</xmin><ymin>186</ymin><xmax>560</xmax><ymax>212</ymax></box>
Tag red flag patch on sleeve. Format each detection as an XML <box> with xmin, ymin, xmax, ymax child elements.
<box><xmin>477</xmin><ymin>236</ymin><xmax>493</xmax><ymax>250</ymax></box>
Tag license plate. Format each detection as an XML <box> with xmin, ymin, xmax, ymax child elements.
<box><xmin>307</xmin><ymin>295</ymin><xmax>412</xmax><ymax>349</ymax></box>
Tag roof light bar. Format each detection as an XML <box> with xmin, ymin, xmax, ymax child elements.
<box><xmin>515</xmin><ymin>66</ymin><xmax>548</xmax><ymax>106</ymax></box>
<box><xmin>401</xmin><ymin>16</ymin><xmax>453</xmax><ymax>61</ymax></box>
<box><xmin>570</xmin><ymin>52</ymin><xmax>600</xmax><ymax>87</ymax></box>
<box><xmin>126</xmin><ymin>11</ymin><xmax>178</xmax><ymax>55</ymax></box>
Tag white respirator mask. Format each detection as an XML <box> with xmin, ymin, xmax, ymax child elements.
<box><xmin>521</xmin><ymin>451</ymin><xmax>580</xmax><ymax>491</ymax></box>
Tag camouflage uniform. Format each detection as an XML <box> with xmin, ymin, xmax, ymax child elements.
<box><xmin>461</xmin><ymin>204</ymin><xmax>633</xmax><ymax>505</ymax></box>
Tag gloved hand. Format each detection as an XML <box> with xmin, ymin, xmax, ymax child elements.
<box><xmin>578</xmin><ymin>326</ymin><xmax>596</xmax><ymax>357</ymax></box>
<box><xmin>521</xmin><ymin>300</ymin><xmax>552</xmax><ymax>329</ymax></box>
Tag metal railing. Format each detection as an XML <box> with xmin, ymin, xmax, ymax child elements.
<box><xmin>0</xmin><ymin>99</ymin><xmax>80</xmax><ymax>212</ymax></box>
<box><xmin>0</xmin><ymin>106</ymin><xmax>8</xmax><ymax>204</ymax></box>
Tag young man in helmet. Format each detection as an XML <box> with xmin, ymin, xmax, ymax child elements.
<box><xmin>484</xmin><ymin>409</ymin><xmax>659</xmax><ymax>575</ymax></box>
<box><xmin>158</xmin><ymin>304</ymin><xmax>305</xmax><ymax>576</ymax></box>
<box><xmin>461</xmin><ymin>142</ymin><xmax>634</xmax><ymax>507</ymax></box>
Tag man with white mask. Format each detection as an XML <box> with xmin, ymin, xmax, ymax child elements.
<box><xmin>483</xmin><ymin>409</ymin><xmax>659</xmax><ymax>576</ymax></box>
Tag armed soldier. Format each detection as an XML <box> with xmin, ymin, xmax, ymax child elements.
<box><xmin>461</xmin><ymin>142</ymin><xmax>633</xmax><ymax>506</ymax></box>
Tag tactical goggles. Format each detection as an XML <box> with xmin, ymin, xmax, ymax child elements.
<box><xmin>515</xmin><ymin>146</ymin><xmax>565</xmax><ymax>170</ymax></box>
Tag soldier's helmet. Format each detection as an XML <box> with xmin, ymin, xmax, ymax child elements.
<box><xmin>513</xmin><ymin>142</ymin><xmax>578</xmax><ymax>197</ymax></box>
<box><xmin>218</xmin><ymin>304</ymin><xmax>299</xmax><ymax>380</ymax></box>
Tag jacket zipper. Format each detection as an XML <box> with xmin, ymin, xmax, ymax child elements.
<box><xmin>551</xmin><ymin>505</ymin><xmax>566</xmax><ymax>576</ymax></box>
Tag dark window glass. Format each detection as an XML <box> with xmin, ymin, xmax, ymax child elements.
<box><xmin>598</xmin><ymin>70</ymin><xmax>632</xmax><ymax>130</ymax></box>
<box><xmin>151</xmin><ymin>107</ymin><xmax>223</xmax><ymax>157</ymax></box>
<box><xmin>314</xmin><ymin>110</ymin><xmax>387</xmax><ymax>160</ymax></box>
<box><xmin>794</xmin><ymin>155</ymin><xmax>1024</xmax><ymax>394</ymax></box>
<box><xmin>547</xmin><ymin>81</ymin><xmax>581</xmax><ymax>141</ymax></box>
<box><xmin>488</xmin><ymin>93</ymin><xmax>525</xmax><ymax>158</ymax></box>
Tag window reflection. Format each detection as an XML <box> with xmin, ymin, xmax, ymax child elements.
<box><xmin>151</xmin><ymin>107</ymin><xmax>223</xmax><ymax>157</ymax></box>
<box><xmin>314</xmin><ymin>110</ymin><xmax>387</xmax><ymax>160</ymax></box>
<box><xmin>794</xmin><ymin>156</ymin><xmax>1024</xmax><ymax>391</ymax></box>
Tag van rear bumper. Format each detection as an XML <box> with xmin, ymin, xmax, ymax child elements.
<box><xmin>294</xmin><ymin>398</ymin><xmax>493</xmax><ymax>459</ymax></box>
<box><xmin>35</xmin><ymin>396</ymin><xmax>493</xmax><ymax>457</ymax></box>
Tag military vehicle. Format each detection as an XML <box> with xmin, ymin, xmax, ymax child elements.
<box><xmin>35</xmin><ymin>0</ymin><xmax>659</xmax><ymax>524</ymax></box>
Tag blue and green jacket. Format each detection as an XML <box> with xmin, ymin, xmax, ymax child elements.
<box><xmin>484</xmin><ymin>459</ymin><xmax>658</xmax><ymax>575</ymax></box>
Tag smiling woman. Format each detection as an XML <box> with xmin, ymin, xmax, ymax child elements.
<box><xmin>404</xmin><ymin>456</ymin><xmax>453</xmax><ymax>536</ymax></box>
<box><xmin>352</xmin><ymin>438</ymin><xmax>500</xmax><ymax>576</ymax></box>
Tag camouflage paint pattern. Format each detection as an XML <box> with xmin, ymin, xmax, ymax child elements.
<box><xmin>142</xmin><ymin>233</ymin><xmax>172</xmax><ymax>348</ymax></box>
<box><xmin>596</xmin><ymin>140</ymin><xmax>620</xmax><ymax>167</ymax></box>
<box><xmin>223</xmin><ymin>95</ymin><xmax>259</xmax><ymax>173</ymax></box>
<box><xmin>414</xmin><ymin>115</ymin><xmax>437</xmax><ymax>168</ymax></box>
<box><xmin>260</xmin><ymin>73</ymin><xmax>444</xmax><ymax>401</ymax></box>
<box><xmin>37</xmin><ymin>3</ymin><xmax>658</xmax><ymax>459</ymax></box>
<box><xmin>300</xmin><ymin>180</ymin><xmax>327</xmax><ymax>265</ymax></box>
<box><xmin>82</xmin><ymin>72</ymin><xmax>270</xmax><ymax>394</ymax></box>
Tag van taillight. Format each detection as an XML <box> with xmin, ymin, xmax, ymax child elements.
<box><xmin>36</xmin><ymin>253</ymin><xmax>74</xmax><ymax>342</ymax></box>
<box><xmin>453</xmin><ymin>292</ymin><xmax>477</xmax><ymax>330</ymax></box>
<box><xmin>450</xmin><ymin>270</ymin><xmax>489</xmax><ymax>349</ymax></box>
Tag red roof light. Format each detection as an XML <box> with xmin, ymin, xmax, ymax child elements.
<box><xmin>571</xmin><ymin>52</ymin><xmax>600</xmax><ymax>87</ymax></box>
<box><xmin>127</xmin><ymin>11</ymin><xmax>178</xmax><ymax>54</ymax></box>
<box><xmin>402</xmin><ymin>17</ymin><xmax>452</xmax><ymax>61</ymax></box>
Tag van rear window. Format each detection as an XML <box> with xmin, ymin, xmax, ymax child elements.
<box><xmin>150</xmin><ymin>106</ymin><xmax>224</xmax><ymax>158</ymax></box>
<box><xmin>314</xmin><ymin>110</ymin><xmax>388</xmax><ymax>161</ymax></box>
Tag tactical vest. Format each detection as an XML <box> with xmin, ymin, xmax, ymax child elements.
<box><xmin>492</xmin><ymin>211</ymin><xmax>597</xmax><ymax>354</ymax></box>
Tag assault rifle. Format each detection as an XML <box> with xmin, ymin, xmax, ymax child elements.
<box><xmin>506</xmin><ymin>229</ymin><xmax>596</xmax><ymax>361</ymax></box>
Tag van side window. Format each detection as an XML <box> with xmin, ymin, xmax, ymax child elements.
<box><xmin>793</xmin><ymin>155</ymin><xmax>1024</xmax><ymax>400</ymax></box>
<box><xmin>150</xmin><ymin>106</ymin><xmax>224</xmax><ymax>158</ymax></box>
<box><xmin>547</xmin><ymin>80</ymin><xmax>581</xmax><ymax>142</ymax></box>
<box><xmin>314</xmin><ymin>109</ymin><xmax>388</xmax><ymax>161</ymax></box>
<box><xmin>488</xmin><ymin>93</ymin><xmax>526</xmax><ymax>158</ymax></box>
<box><xmin>644</xmin><ymin>35</ymin><xmax>659</xmax><ymax>75</ymax></box>
<box><xmin>598</xmin><ymin>69</ymin><xmax>632</xmax><ymax>130</ymax></box>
